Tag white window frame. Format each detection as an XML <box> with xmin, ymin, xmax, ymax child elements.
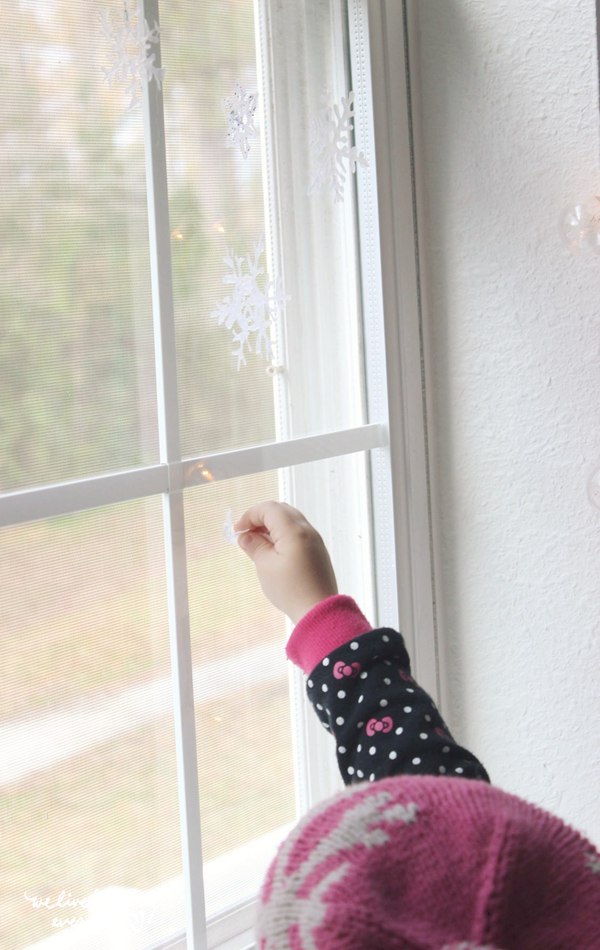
<box><xmin>0</xmin><ymin>2</ymin><xmax>441</xmax><ymax>949</ymax></box>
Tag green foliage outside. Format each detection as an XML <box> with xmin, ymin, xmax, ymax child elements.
<box><xmin>0</xmin><ymin>0</ymin><xmax>276</xmax><ymax>493</ymax></box>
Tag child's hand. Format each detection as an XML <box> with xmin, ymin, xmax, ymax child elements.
<box><xmin>234</xmin><ymin>501</ymin><xmax>338</xmax><ymax>624</ymax></box>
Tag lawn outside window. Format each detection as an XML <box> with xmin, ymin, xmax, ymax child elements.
<box><xmin>0</xmin><ymin>2</ymin><xmax>437</xmax><ymax>950</ymax></box>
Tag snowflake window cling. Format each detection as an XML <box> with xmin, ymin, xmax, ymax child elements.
<box><xmin>308</xmin><ymin>90</ymin><xmax>369</xmax><ymax>203</ymax></box>
<box><xmin>100</xmin><ymin>0</ymin><xmax>165</xmax><ymax>113</ymax></box>
<box><xmin>224</xmin><ymin>510</ymin><xmax>245</xmax><ymax>545</ymax></box>
<box><xmin>222</xmin><ymin>81</ymin><xmax>259</xmax><ymax>159</ymax></box>
<box><xmin>224</xmin><ymin>510</ymin><xmax>271</xmax><ymax>546</ymax></box>
<box><xmin>210</xmin><ymin>232</ymin><xmax>290</xmax><ymax>371</ymax></box>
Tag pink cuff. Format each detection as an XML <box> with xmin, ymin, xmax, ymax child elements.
<box><xmin>285</xmin><ymin>595</ymin><xmax>372</xmax><ymax>675</ymax></box>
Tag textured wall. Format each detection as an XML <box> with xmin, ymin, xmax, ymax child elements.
<box><xmin>412</xmin><ymin>0</ymin><xmax>600</xmax><ymax>846</ymax></box>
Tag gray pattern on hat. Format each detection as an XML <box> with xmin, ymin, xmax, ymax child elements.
<box><xmin>258</xmin><ymin>789</ymin><xmax>419</xmax><ymax>950</ymax></box>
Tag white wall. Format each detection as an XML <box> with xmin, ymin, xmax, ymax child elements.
<box><xmin>411</xmin><ymin>0</ymin><xmax>600</xmax><ymax>846</ymax></box>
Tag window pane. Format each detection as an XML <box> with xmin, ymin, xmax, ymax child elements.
<box><xmin>0</xmin><ymin>1</ymin><xmax>159</xmax><ymax>494</ymax></box>
<box><xmin>0</xmin><ymin>498</ymin><xmax>181</xmax><ymax>950</ymax></box>
<box><xmin>261</xmin><ymin>0</ymin><xmax>369</xmax><ymax>441</ymax></box>
<box><xmin>160</xmin><ymin>1</ymin><xmax>277</xmax><ymax>460</ymax></box>
<box><xmin>162</xmin><ymin>0</ymin><xmax>368</xmax><ymax>461</ymax></box>
<box><xmin>185</xmin><ymin>469</ymin><xmax>294</xmax><ymax>899</ymax></box>
<box><xmin>185</xmin><ymin>450</ymin><xmax>375</xmax><ymax>916</ymax></box>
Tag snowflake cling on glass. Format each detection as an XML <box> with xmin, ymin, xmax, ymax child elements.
<box><xmin>211</xmin><ymin>233</ymin><xmax>290</xmax><ymax>371</ymax></box>
<box><xmin>223</xmin><ymin>510</ymin><xmax>242</xmax><ymax>545</ymax></box>
<box><xmin>100</xmin><ymin>0</ymin><xmax>165</xmax><ymax>112</ymax></box>
<box><xmin>222</xmin><ymin>81</ymin><xmax>259</xmax><ymax>159</ymax></box>
<box><xmin>308</xmin><ymin>90</ymin><xmax>369</xmax><ymax>203</ymax></box>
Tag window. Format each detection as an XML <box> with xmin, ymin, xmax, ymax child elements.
<box><xmin>0</xmin><ymin>2</ymin><xmax>436</xmax><ymax>950</ymax></box>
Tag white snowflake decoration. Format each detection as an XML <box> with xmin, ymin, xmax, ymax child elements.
<box><xmin>211</xmin><ymin>233</ymin><xmax>289</xmax><ymax>370</ymax></box>
<box><xmin>224</xmin><ymin>510</ymin><xmax>243</xmax><ymax>545</ymax></box>
<box><xmin>222</xmin><ymin>81</ymin><xmax>259</xmax><ymax>159</ymax></box>
<box><xmin>308</xmin><ymin>90</ymin><xmax>368</xmax><ymax>203</ymax></box>
<box><xmin>100</xmin><ymin>0</ymin><xmax>165</xmax><ymax>112</ymax></box>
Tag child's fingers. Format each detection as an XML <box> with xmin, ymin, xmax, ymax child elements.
<box><xmin>234</xmin><ymin>500</ymin><xmax>305</xmax><ymax>537</ymax></box>
<box><xmin>240</xmin><ymin>525</ymin><xmax>272</xmax><ymax>543</ymax></box>
<box><xmin>237</xmin><ymin>528</ymin><xmax>273</xmax><ymax>560</ymax></box>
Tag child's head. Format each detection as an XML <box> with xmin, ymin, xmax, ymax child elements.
<box><xmin>256</xmin><ymin>774</ymin><xmax>600</xmax><ymax>950</ymax></box>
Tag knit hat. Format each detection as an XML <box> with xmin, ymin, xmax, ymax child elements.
<box><xmin>256</xmin><ymin>774</ymin><xmax>600</xmax><ymax>950</ymax></box>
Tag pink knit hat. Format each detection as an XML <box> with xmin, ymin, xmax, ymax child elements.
<box><xmin>256</xmin><ymin>774</ymin><xmax>600</xmax><ymax>950</ymax></box>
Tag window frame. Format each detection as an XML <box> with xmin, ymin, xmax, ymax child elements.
<box><xmin>0</xmin><ymin>2</ymin><xmax>440</xmax><ymax>949</ymax></box>
<box><xmin>354</xmin><ymin>0</ymin><xmax>441</xmax><ymax>701</ymax></box>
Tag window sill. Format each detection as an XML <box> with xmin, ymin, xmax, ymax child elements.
<box><xmin>24</xmin><ymin>824</ymin><xmax>292</xmax><ymax>950</ymax></box>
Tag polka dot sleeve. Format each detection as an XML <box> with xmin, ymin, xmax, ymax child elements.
<box><xmin>305</xmin><ymin>629</ymin><xmax>491</xmax><ymax>786</ymax></box>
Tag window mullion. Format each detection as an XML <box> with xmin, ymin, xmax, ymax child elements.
<box><xmin>0</xmin><ymin>425</ymin><xmax>387</xmax><ymax>529</ymax></box>
<box><xmin>178</xmin><ymin>424</ymin><xmax>386</xmax><ymax>488</ymax></box>
<box><xmin>140</xmin><ymin>3</ymin><xmax>208</xmax><ymax>950</ymax></box>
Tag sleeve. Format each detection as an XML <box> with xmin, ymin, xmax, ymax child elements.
<box><xmin>294</xmin><ymin>604</ymin><xmax>491</xmax><ymax>787</ymax></box>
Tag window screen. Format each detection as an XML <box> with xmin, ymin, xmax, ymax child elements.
<box><xmin>0</xmin><ymin>1</ymin><xmax>158</xmax><ymax>494</ymax></box>
<box><xmin>0</xmin><ymin>499</ymin><xmax>177</xmax><ymax>949</ymax></box>
<box><xmin>0</xmin><ymin>1</ymin><xmax>386</xmax><ymax>949</ymax></box>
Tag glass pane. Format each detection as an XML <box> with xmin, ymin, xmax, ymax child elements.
<box><xmin>0</xmin><ymin>1</ymin><xmax>159</xmax><ymax>493</ymax></box>
<box><xmin>185</xmin><ymin>469</ymin><xmax>294</xmax><ymax>915</ymax></box>
<box><xmin>185</xmin><ymin>450</ymin><xmax>375</xmax><ymax>916</ymax></box>
<box><xmin>162</xmin><ymin>0</ymin><xmax>367</xmax><ymax>461</ymax></box>
<box><xmin>161</xmin><ymin>1</ymin><xmax>277</xmax><ymax>459</ymax></box>
<box><xmin>0</xmin><ymin>498</ymin><xmax>182</xmax><ymax>950</ymax></box>
<box><xmin>261</xmin><ymin>0</ymin><xmax>368</xmax><ymax>441</ymax></box>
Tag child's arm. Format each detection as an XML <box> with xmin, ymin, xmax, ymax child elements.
<box><xmin>289</xmin><ymin>596</ymin><xmax>491</xmax><ymax>785</ymax></box>
<box><xmin>235</xmin><ymin>501</ymin><xmax>490</xmax><ymax>786</ymax></box>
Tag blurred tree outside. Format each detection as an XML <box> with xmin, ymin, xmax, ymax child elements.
<box><xmin>0</xmin><ymin>0</ymin><xmax>277</xmax><ymax>494</ymax></box>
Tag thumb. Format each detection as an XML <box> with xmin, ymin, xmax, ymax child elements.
<box><xmin>238</xmin><ymin>529</ymin><xmax>272</xmax><ymax>562</ymax></box>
